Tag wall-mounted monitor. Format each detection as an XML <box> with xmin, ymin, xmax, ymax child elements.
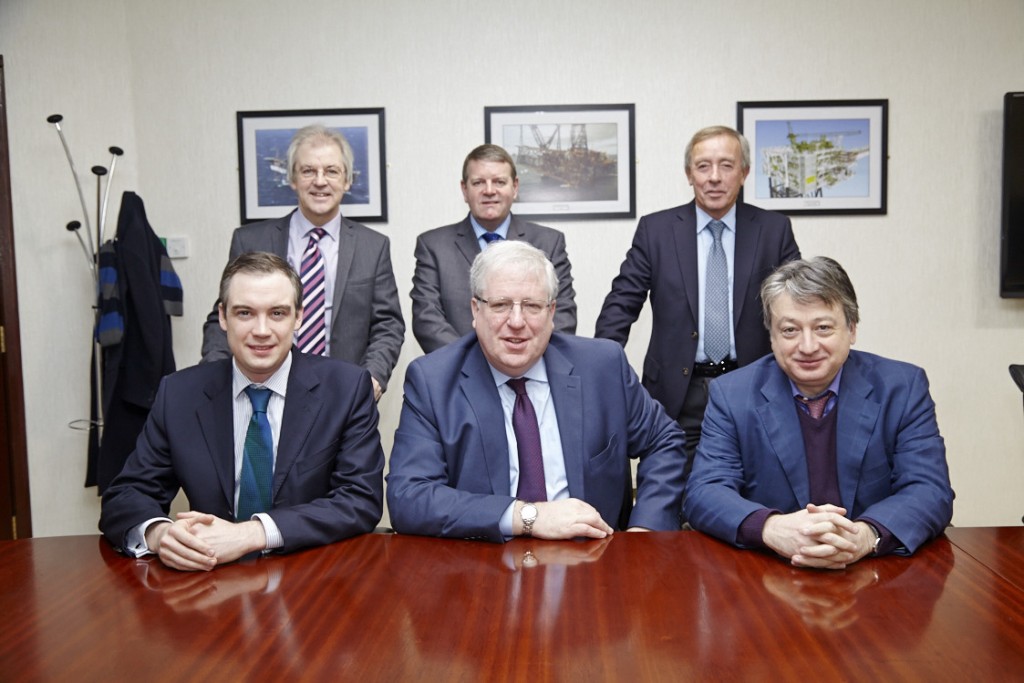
<box><xmin>1000</xmin><ymin>92</ymin><xmax>1024</xmax><ymax>297</ymax></box>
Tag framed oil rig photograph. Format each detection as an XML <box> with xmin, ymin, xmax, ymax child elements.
<box><xmin>484</xmin><ymin>103</ymin><xmax>635</xmax><ymax>220</ymax></box>
<box><xmin>737</xmin><ymin>99</ymin><xmax>888</xmax><ymax>216</ymax></box>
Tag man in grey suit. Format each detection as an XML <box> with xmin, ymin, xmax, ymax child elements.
<box><xmin>411</xmin><ymin>144</ymin><xmax>576</xmax><ymax>354</ymax></box>
<box><xmin>202</xmin><ymin>125</ymin><xmax>404</xmax><ymax>400</ymax></box>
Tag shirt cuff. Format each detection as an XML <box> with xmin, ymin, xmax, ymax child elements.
<box><xmin>254</xmin><ymin>513</ymin><xmax>283</xmax><ymax>550</ymax></box>
<box><xmin>737</xmin><ymin>508</ymin><xmax>778</xmax><ymax>548</ymax></box>
<box><xmin>499</xmin><ymin>502</ymin><xmax>516</xmax><ymax>538</ymax></box>
<box><xmin>123</xmin><ymin>517</ymin><xmax>173</xmax><ymax>557</ymax></box>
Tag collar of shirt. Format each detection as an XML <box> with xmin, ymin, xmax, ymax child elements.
<box><xmin>231</xmin><ymin>349</ymin><xmax>292</xmax><ymax>401</ymax></box>
<box><xmin>788</xmin><ymin>367</ymin><xmax>844</xmax><ymax>416</ymax></box>
<box><xmin>694</xmin><ymin>204</ymin><xmax>738</xmax><ymax>236</ymax></box>
<box><xmin>289</xmin><ymin>209</ymin><xmax>341</xmax><ymax>246</ymax></box>
<box><xmin>470</xmin><ymin>212</ymin><xmax>512</xmax><ymax>245</ymax></box>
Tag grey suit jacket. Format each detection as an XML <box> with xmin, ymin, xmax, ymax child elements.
<box><xmin>411</xmin><ymin>213</ymin><xmax>577</xmax><ymax>353</ymax></box>
<box><xmin>201</xmin><ymin>211</ymin><xmax>405</xmax><ymax>391</ymax></box>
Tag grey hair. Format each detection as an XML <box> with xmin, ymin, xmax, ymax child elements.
<box><xmin>684</xmin><ymin>125</ymin><xmax>751</xmax><ymax>171</ymax></box>
<box><xmin>469</xmin><ymin>240</ymin><xmax>558</xmax><ymax>302</ymax></box>
<box><xmin>286</xmin><ymin>124</ymin><xmax>355</xmax><ymax>186</ymax></box>
<box><xmin>760</xmin><ymin>256</ymin><xmax>859</xmax><ymax>330</ymax></box>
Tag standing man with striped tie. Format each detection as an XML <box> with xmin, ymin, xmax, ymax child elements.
<box><xmin>411</xmin><ymin>144</ymin><xmax>577</xmax><ymax>354</ymax></box>
<box><xmin>202</xmin><ymin>125</ymin><xmax>404</xmax><ymax>401</ymax></box>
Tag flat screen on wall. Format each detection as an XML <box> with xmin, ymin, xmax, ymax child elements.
<box><xmin>1000</xmin><ymin>92</ymin><xmax>1024</xmax><ymax>297</ymax></box>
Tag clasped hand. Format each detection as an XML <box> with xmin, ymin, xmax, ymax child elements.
<box><xmin>761</xmin><ymin>503</ymin><xmax>875</xmax><ymax>570</ymax></box>
<box><xmin>516</xmin><ymin>499</ymin><xmax>615</xmax><ymax>540</ymax></box>
<box><xmin>145</xmin><ymin>511</ymin><xmax>267</xmax><ymax>572</ymax></box>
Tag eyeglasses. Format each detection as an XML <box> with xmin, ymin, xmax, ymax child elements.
<box><xmin>475</xmin><ymin>297</ymin><xmax>552</xmax><ymax>318</ymax></box>
<box><xmin>298</xmin><ymin>166</ymin><xmax>345</xmax><ymax>181</ymax></box>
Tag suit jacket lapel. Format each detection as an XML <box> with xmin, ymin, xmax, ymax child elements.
<box><xmin>459</xmin><ymin>346</ymin><xmax>512</xmax><ymax>496</ymax></box>
<box><xmin>545</xmin><ymin>345</ymin><xmax>585</xmax><ymax>501</ymax></box>
<box><xmin>269</xmin><ymin>212</ymin><xmax>292</xmax><ymax>259</ymax></box>
<box><xmin>330</xmin><ymin>219</ymin><xmax>358</xmax><ymax>338</ymax></box>
<box><xmin>196</xmin><ymin>366</ymin><xmax>237</xmax><ymax>514</ymax></box>
<box><xmin>758</xmin><ymin>366</ymin><xmax>811</xmax><ymax>505</ymax></box>
<box><xmin>272</xmin><ymin>352</ymin><xmax>322</xmax><ymax>500</ymax></box>
<box><xmin>835</xmin><ymin>353</ymin><xmax>880</xmax><ymax>510</ymax></box>
<box><xmin>455</xmin><ymin>215</ymin><xmax>481</xmax><ymax>268</ymax></box>
<box><xmin>673</xmin><ymin>202</ymin><xmax>700</xmax><ymax>325</ymax></box>
<box><xmin>732</xmin><ymin>203</ymin><xmax>761</xmax><ymax>325</ymax></box>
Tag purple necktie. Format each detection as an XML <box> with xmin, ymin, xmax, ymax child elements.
<box><xmin>507</xmin><ymin>378</ymin><xmax>546</xmax><ymax>502</ymax></box>
<box><xmin>296</xmin><ymin>228</ymin><xmax>327</xmax><ymax>355</ymax></box>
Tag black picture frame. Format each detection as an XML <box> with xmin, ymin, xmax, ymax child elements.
<box><xmin>737</xmin><ymin>99</ymin><xmax>888</xmax><ymax>215</ymax></box>
<box><xmin>484</xmin><ymin>103</ymin><xmax>635</xmax><ymax>220</ymax></box>
<box><xmin>237</xmin><ymin>107</ymin><xmax>387</xmax><ymax>223</ymax></box>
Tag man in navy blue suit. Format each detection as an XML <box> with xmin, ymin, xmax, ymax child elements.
<box><xmin>387</xmin><ymin>241</ymin><xmax>686</xmax><ymax>541</ymax></box>
<box><xmin>684</xmin><ymin>257</ymin><xmax>954</xmax><ymax>569</ymax></box>
<box><xmin>101</xmin><ymin>252</ymin><xmax>384</xmax><ymax>571</ymax></box>
<box><xmin>596</xmin><ymin>125</ymin><xmax>800</xmax><ymax>472</ymax></box>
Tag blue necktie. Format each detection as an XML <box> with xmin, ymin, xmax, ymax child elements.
<box><xmin>508</xmin><ymin>378</ymin><xmax>547</xmax><ymax>502</ymax></box>
<box><xmin>704</xmin><ymin>220</ymin><xmax>730</xmax><ymax>364</ymax></box>
<box><xmin>481</xmin><ymin>232</ymin><xmax>503</xmax><ymax>245</ymax></box>
<box><xmin>238</xmin><ymin>386</ymin><xmax>273</xmax><ymax>520</ymax></box>
<box><xmin>296</xmin><ymin>227</ymin><xmax>328</xmax><ymax>355</ymax></box>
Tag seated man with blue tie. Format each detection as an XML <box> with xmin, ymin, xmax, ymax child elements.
<box><xmin>684</xmin><ymin>256</ymin><xmax>954</xmax><ymax>569</ymax></box>
<box><xmin>387</xmin><ymin>241</ymin><xmax>686</xmax><ymax>541</ymax></box>
<box><xmin>100</xmin><ymin>252</ymin><xmax>385</xmax><ymax>571</ymax></box>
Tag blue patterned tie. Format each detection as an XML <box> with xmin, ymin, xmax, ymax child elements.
<box><xmin>704</xmin><ymin>220</ymin><xmax>730</xmax><ymax>364</ymax></box>
<box><xmin>238</xmin><ymin>386</ymin><xmax>273</xmax><ymax>520</ymax></box>
<box><xmin>481</xmin><ymin>232</ymin><xmax>503</xmax><ymax>245</ymax></box>
<box><xmin>296</xmin><ymin>227</ymin><xmax>327</xmax><ymax>355</ymax></box>
<box><xmin>508</xmin><ymin>378</ymin><xmax>547</xmax><ymax>502</ymax></box>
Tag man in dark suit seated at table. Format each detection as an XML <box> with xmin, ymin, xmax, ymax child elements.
<box><xmin>411</xmin><ymin>144</ymin><xmax>577</xmax><ymax>354</ymax></box>
<box><xmin>100</xmin><ymin>252</ymin><xmax>385</xmax><ymax>571</ymax></box>
<box><xmin>684</xmin><ymin>256</ymin><xmax>954</xmax><ymax>569</ymax></box>
<box><xmin>387</xmin><ymin>241</ymin><xmax>686</xmax><ymax>541</ymax></box>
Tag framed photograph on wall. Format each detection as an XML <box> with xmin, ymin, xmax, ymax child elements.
<box><xmin>237</xmin><ymin>107</ymin><xmax>387</xmax><ymax>223</ymax></box>
<box><xmin>737</xmin><ymin>99</ymin><xmax>888</xmax><ymax>215</ymax></box>
<box><xmin>484</xmin><ymin>104</ymin><xmax>635</xmax><ymax>220</ymax></box>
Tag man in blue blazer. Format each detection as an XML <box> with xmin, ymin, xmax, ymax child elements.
<box><xmin>596</xmin><ymin>126</ymin><xmax>799</xmax><ymax>468</ymax></box>
<box><xmin>684</xmin><ymin>257</ymin><xmax>954</xmax><ymax>569</ymax></box>
<box><xmin>201</xmin><ymin>125</ymin><xmax>404</xmax><ymax>400</ymax></box>
<box><xmin>387</xmin><ymin>241</ymin><xmax>686</xmax><ymax>541</ymax></box>
<box><xmin>102</xmin><ymin>252</ymin><xmax>384</xmax><ymax>570</ymax></box>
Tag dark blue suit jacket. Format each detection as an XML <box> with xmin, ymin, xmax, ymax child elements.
<box><xmin>100</xmin><ymin>351</ymin><xmax>385</xmax><ymax>554</ymax></box>
<box><xmin>595</xmin><ymin>201</ymin><xmax>799</xmax><ymax>419</ymax></box>
<box><xmin>386</xmin><ymin>333</ymin><xmax>687</xmax><ymax>541</ymax></box>
<box><xmin>683</xmin><ymin>350</ymin><xmax>954</xmax><ymax>554</ymax></box>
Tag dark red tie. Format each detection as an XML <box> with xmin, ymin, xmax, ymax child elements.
<box><xmin>799</xmin><ymin>391</ymin><xmax>834</xmax><ymax>419</ymax></box>
<box><xmin>507</xmin><ymin>378</ymin><xmax>546</xmax><ymax>502</ymax></box>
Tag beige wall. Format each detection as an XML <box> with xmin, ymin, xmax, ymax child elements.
<box><xmin>2</xmin><ymin>0</ymin><xmax>1022</xmax><ymax>535</ymax></box>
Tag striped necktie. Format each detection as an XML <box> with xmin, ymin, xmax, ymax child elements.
<box><xmin>296</xmin><ymin>227</ymin><xmax>328</xmax><ymax>355</ymax></box>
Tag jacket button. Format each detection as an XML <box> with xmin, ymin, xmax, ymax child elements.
<box><xmin>690</xmin><ymin>331</ymin><xmax>699</xmax><ymax>339</ymax></box>
<box><xmin>682</xmin><ymin>368</ymin><xmax>690</xmax><ymax>376</ymax></box>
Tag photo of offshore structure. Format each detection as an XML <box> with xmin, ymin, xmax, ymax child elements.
<box><xmin>514</xmin><ymin>124</ymin><xmax>616</xmax><ymax>189</ymax></box>
<box><xmin>761</xmin><ymin>124</ymin><xmax>868</xmax><ymax>198</ymax></box>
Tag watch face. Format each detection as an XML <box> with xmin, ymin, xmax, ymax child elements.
<box><xmin>522</xmin><ymin>504</ymin><xmax>538</xmax><ymax>522</ymax></box>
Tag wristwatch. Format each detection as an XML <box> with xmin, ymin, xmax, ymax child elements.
<box><xmin>520</xmin><ymin>502</ymin><xmax>538</xmax><ymax>536</ymax></box>
<box><xmin>867</xmin><ymin>523</ymin><xmax>882</xmax><ymax>556</ymax></box>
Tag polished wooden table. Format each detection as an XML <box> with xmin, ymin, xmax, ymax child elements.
<box><xmin>1</xmin><ymin>529</ymin><xmax>1023</xmax><ymax>681</ymax></box>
